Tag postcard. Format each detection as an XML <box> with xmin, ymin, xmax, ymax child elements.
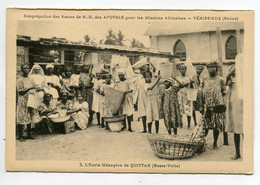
<box><xmin>6</xmin><ymin>8</ymin><xmax>254</xmax><ymax>173</ymax></box>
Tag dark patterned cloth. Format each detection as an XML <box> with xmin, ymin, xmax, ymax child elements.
<box><xmin>80</xmin><ymin>88</ymin><xmax>93</xmax><ymax>111</ymax></box>
<box><xmin>79</xmin><ymin>73</ymin><xmax>93</xmax><ymax>111</ymax></box>
<box><xmin>16</xmin><ymin>76</ymin><xmax>33</xmax><ymax>125</ymax></box>
<box><xmin>202</xmin><ymin>75</ymin><xmax>226</xmax><ymax>131</ymax></box>
<box><xmin>162</xmin><ymin>86</ymin><xmax>182</xmax><ymax>131</ymax></box>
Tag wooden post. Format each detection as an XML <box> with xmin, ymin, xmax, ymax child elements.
<box><xmin>216</xmin><ymin>27</ymin><xmax>223</xmax><ymax>77</ymax></box>
<box><xmin>61</xmin><ymin>50</ymin><xmax>65</xmax><ymax>64</ymax></box>
<box><xmin>236</xmin><ymin>29</ymin><xmax>241</xmax><ymax>54</ymax></box>
<box><xmin>24</xmin><ymin>47</ymin><xmax>29</xmax><ymax>64</ymax></box>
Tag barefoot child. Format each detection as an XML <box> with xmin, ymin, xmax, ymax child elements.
<box><xmin>161</xmin><ymin>79</ymin><xmax>181</xmax><ymax>135</ymax></box>
<box><xmin>92</xmin><ymin>72</ymin><xmax>102</xmax><ymax>126</ymax></box>
<box><xmin>114</xmin><ymin>69</ymin><xmax>134</xmax><ymax>132</ymax></box>
<box><xmin>71</xmin><ymin>93</ymin><xmax>90</xmax><ymax>130</ymax></box>
<box><xmin>143</xmin><ymin>72</ymin><xmax>161</xmax><ymax>134</ymax></box>
<box><xmin>101</xmin><ymin>73</ymin><xmax>115</xmax><ymax>129</ymax></box>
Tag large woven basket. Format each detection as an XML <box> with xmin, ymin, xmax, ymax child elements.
<box><xmin>147</xmin><ymin>135</ymin><xmax>202</xmax><ymax>160</ymax></box>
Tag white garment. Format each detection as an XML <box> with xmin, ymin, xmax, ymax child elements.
<box><xmin>71</xmin><ymin>74</ymin><xmax>80</xmax><ymax>87</ymax></box>
<box><xmin>45</xmin><ymin>75</ymin><xmax>61</xmax><ymax>99</ymax></box>
<box><xmin>72</xmin><ymin>101</ymin><xmax>89</xmax><ymax>130</ymax></box>
<box><xmin>143</xmin><ymin>79</ymin><xmax>160</xmax><ymax>123</ymax></box>
<box><xmin>102</xmin><ymin>82</ymin><xmax>115</xmax><ymax>117</ymax></box>
<box><xmin>137</xmin><ymin>77</ymin><xmax>148</xmax><ymax>118</ymax></box>
<box><xmin>114</xmin><ymin>80</ymin><xmax>134</xmax><ymax>116</ymax></box>
<box><xmin>92</xmin><ymin>78</ymin><xmax>102</xmax><ymax>112</ymax></box>
<box><xmin>28</xmin><ymin>72</ymin><xmax>46</xmax><ymax>109</ymax></box>
<box><xmin>29</xmin><ymin>74</ymin><xmax>46</xmax><ymax>87</ymax></box>
<box><xmin>131</xmin><ymin>74</ymin><xmax>145</xmax><ymax>104</ymax></box>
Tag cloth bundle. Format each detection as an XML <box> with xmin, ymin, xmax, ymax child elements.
<box><xmin>105</xmin><ymin>87</ymin><xmax>125</xmax><ymax>116</ymax></box>
<box><xmin>111</xmin><ymin>54</ymin><xmax>134</xmax><ymax>81</ymax></box>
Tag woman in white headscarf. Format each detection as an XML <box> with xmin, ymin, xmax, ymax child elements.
<box><xmin>45</xmin><ymin>64</ymin><xmax>61</xmax><ymax>108</ymax></box>
<box><xmin>27</xmin><ymin>64</ymin><xmax>47</xmax><ymax>125</ymax></box>
<box><xmin>29</xmin><ymin>64</ymin><xmax>46</xmax><ymax>86</ymax></box>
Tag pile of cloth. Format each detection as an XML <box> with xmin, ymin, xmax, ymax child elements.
<box><xmin>110</xmin><ymin>55</ymin><xmax>134</xmax><ymax>81</ymax></box>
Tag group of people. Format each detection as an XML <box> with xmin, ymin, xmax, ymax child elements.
<box><xmin>16</xmin><ymin>64</ymin><xmax>92</xmax><ymax>140</ymax></box>
<box><xmin>16</xmin><ymin>57</ymin><xmax>243</xmax><ymax>160</ymax></box>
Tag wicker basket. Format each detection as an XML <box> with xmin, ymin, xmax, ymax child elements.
<box><xmin>103</xmin><ymin>115</ymin><xmax>125</xmax><ymax>132</ymax></box>
<box><xmin>147</xmin><ymin>135</ymin><xmax>202</xmax><ymax>160</ymax></box>
<box><xmin>195</xmin><ymin>140</ymin><xmax>206</xmax><ymax>153</ymax></box>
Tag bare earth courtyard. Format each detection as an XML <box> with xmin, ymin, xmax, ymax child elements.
<box><xmin>16</xmin><ymin>112</ymin><xmax>243</xmax><ymax>162</ymax></box>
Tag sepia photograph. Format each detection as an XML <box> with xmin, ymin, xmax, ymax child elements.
<box><xmin>6</xmin><ymin>9</ymin><xmax>254</xmax><ymax>173</ymax></box>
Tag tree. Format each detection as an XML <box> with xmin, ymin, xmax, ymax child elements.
<box><xmin>84</xmin><ymin>35</ymin><xmax>91</xmax><ymax>43</ymax></box>
<box><xmin>84</xmin><ymin>30</ymin><xmax>145</xmax><ymax>48</ymax></box>
<box><xmin>117</xmin><ymin>30</ymin><xmax>124</xmax><ymax>46</ymax></box>
<box><xmin>104</xmin><ymin>29</ymin><xmax>126</xmax><ymax>46</ymax></box>
<box><xmin>131</xmin><ymin>38</ymin><xmax>145</xmax><ymax>48</ymax></box>
<box><xmin>104</xmin><ymin>29</ymin><xmax>118</xmax><ymax>45</ymax></box>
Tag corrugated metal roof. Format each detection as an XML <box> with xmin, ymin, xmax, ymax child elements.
<box><xmin>17</xmin><ymin>35</ymin><xmax>175</xmax><ymax>58</ymax></box>
<box><xmin>144</xmin><ymin>22</ymin><xmax>244</xmax><ymax>36</ymax></box>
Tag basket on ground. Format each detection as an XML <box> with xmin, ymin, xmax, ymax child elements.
<box><xmin>147</xmin><ymin>135</ymin><xmax>203</xmax><ymax>160</ymax></box>
<box><xmin>103</xmin><ymin>115</ymin><xmax>125</xmax><ymax>132</ymax></box>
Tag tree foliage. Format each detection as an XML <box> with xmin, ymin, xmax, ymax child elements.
<box><xmin>84</xmin><ymin>35</ymin><xmax>91</xmax><ymax>43</ymax></box>
<box><xmin>83</xmin><ymin>30</ymin><xmax>146</xmax><ymax>48</ymax></box>
<box><xmin>131</xmin><ymin>38</ymin><xmax>145</xmax><ymax>48</ymax></box>
<box><xmin>104</xmin><ymin>29</ymin><xmax>123</xmax><ymax>46</ymax></box>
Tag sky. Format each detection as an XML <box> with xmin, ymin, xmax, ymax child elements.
<box><xmin>17</xmin><ymin>20</ymin><xmax>151</xmax><ymax>47</ymax></box>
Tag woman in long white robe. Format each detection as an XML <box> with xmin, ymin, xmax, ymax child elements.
<box><xmin>28</xmin><ymin>64</ymin><xmax>47</xmax><ymax>124</ymax></box>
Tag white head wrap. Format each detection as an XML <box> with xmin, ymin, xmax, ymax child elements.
<box><xmin>132</xmin><ymin>58</ymin><xmax>149</xmax><ymax>69</ymax></box>
<box><xmin>29</xmin><ymin>64</ymin><xmax>45</xmax><ymax>76</ymax></box>
<box><xmin>46</xmin><ymin>64</ymin><xmax>54</xmax><ymax>69</ymax></box>
<box><xmin>117</xmin><ymin>69</ymin><xmax>126</xmax><ymax>75</ymax></box>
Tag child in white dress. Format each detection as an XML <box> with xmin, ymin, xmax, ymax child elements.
<box><xmin>71</xmin><ymin>93</ymin><xmax>90</xmax><ymax>130</ymax></box>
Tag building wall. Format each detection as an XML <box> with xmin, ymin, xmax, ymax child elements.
<box><xmin>152</xmin><ymin>30</ymin><xmax>244</xmax><ymax>63</ymax></box>
<box><xmin>16</xmin><ymin>46</ymin><xmax>29</xmax><ymax>77</ymax></box>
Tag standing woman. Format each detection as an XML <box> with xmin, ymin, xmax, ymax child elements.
<box><xmin>226</xmin><ymin>63</ymin><xmax>243</xmax><ymax>160</ymax></box>
<box><xmin>45</xmin><ymin>64</ymin><xmax>61</xmax><ymax>108</ymax></box>
<box><xmin>114</xmin><ymin>69</ymin><xmax>134</xmax><ymax>132</ymax></box>
<box><xmin>61</xmin><ymin>67</ymin><xmax>76</xmax><ymax>100</ymax></box>
<box><xmin>202</xmin><ymin>61</ymin><xmax>226</xmax><ymax>149</ymax></box>
<box><xmin>28</xmin><ymin>64</ymin><xmax>47</xmax><ymax>127</ymax></box>
<box><xmin>79</xmin><ymin>64</ymin><xmax>94</xmax><ymax>125</ymax></box>
<box><xmin>175</xmin><ymin>64</ymin><xmax>193</xmax><ymax>128</ymax></box>
<box><xmin>191</xmin><ymin>65</ymin><xmax>205</xmax><ymax>126</ymax></box>
<box><xmin>136</xmin><ymin>70</ymin><xmax>148</xmax><ymax>133</ymax></box>
<box><xmin>16</xmin><ymin>64</ymin><xmax>35</xmax><ymax>141</ymax></box>
<box><xmin>71</xmin><ymin>65</ymin><xmax>82</xmax><ymax>95</ymax></box>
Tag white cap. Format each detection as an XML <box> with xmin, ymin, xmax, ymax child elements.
<box><xmin>46</xmin><ymin>64</ymin><xmax>54</xmax><ymax>69</ymax></box>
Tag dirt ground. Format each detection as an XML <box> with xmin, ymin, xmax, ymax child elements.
<box><xmin>16</xmin><ymin>112</ymin><xmax>243</xmax><ymax>162</ymax></box>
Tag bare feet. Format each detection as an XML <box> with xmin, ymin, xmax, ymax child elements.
<box><xmin>231</xmin><ymin>154</ymin><xmax>241</xmax><ymax>160</ymax></box>
<box><xmin>27</xmin><ymin>135</ymin><xmax>36</xmax><ymax>140</ymax></box>
<box><xmin>19</xmin><ymin>137</ymin><xmax>25</xmax><ymax>142</ymax></box>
